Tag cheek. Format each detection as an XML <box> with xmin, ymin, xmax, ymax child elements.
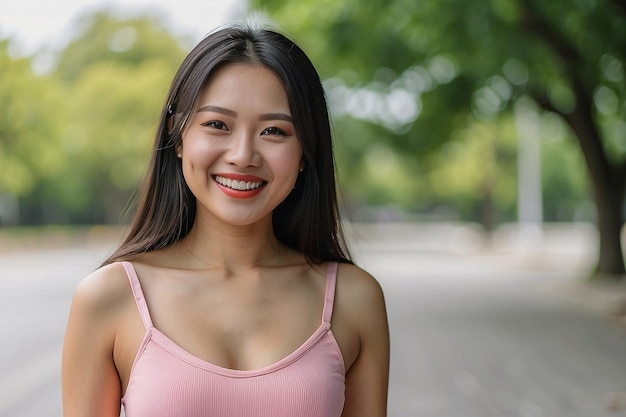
<box><xmin>180</xmin><ymin>137</ymin><xmax>219</xmax><ymax>186</ymax></box>
<box><xmin>272</xmin><ymin>144</ymin><xmax>303</xmax><ymax>174</ymax></box>
<box><xmin>182</xmin><ymin>134</ymin><xmax>219</xmax><ymax>164</ymax></box>
<box><xmin>182</xmin><ymin>130</ymin><xmax>203</xmax><ymax>153</ymax></box>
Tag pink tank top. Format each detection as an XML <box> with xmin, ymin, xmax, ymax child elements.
<box><xmin>119</xmin><ymin>261</ymin><xmax>346</xmax><ymax>417</ymax></box>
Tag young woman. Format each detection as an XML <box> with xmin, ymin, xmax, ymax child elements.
<box><xmin>62</xmin><ymin>25</ymin><xmax>389</xmax><ymax>417</ymax></box>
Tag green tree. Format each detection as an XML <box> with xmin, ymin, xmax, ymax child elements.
<box><xmin>0</xmin><ymin>39</ymin><xmax>66</xmax><ymax>224</ymax></box>
<box><xmin>425</xmin><ymin>116</ymin><xmax>518</xmax><ymax>229</ymax></box>
<box><xmin>251</xmin><ymin>0</ymin><xmax>626</xmax><ymax>278</ymax></box>
<box><xmin>55</xmin><ymin>9</ymin><xmax>187</xmax><ymax>82</ymax></box>
<box><xmin>60</xmin><ymin>60</ymin><xmax>176</xmax><ymax>223</ymax></box>
<box><xmin>53</xmin><ymin>10</ymin><xmax>187</xmax><ymax>223</ymax></box>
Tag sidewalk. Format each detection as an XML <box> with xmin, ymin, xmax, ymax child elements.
<box><xmin>545</xmin><ymin>279</ymin><xmax>626</xmax><ymax>322</ymax></box>
<box><xmin>348</xmin><ymin>221</ymin><xmax>626</xmax><ymax>324</ymax></box>
<box><xmin>485</xmin><ymin>222</ymin><xmax>626</xmax><ymax>324</ymax></box>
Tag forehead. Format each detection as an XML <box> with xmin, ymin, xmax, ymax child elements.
<box><xmin>197</xmin><ymin>63</ymin><xmax>289</xmax><ymax>106</ymax></box>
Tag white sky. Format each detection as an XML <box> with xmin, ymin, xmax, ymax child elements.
<box><xmin>1</xmin><ymin>0</ymin><xmax>247</xmax><ymax>56</ymax></box>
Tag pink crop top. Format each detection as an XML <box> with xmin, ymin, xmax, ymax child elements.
<box><xmin>119</xmin><ymin>261</ymin><xmax>346</xmax><ymax>417</ymax></box>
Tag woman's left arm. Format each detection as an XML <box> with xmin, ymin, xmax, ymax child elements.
<box><xmin>340</xmin><ymin>267</ymin><xmax>390</xmax><ymax>417</ymax></box>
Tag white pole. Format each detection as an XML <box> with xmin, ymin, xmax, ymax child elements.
<box><xmin>514</xmin><ymin>98</ymin><xmax>543</xmax><ymax>248</ymax></box>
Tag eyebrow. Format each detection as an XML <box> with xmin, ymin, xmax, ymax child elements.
<box><xmin>197</xmin><ymin>105</ymin><xmax>293</xmax><ymax>123</ymax></box>
<box><xmin>197</xmin><ymin>105</ymin><xmax>237</xmax><ymax>117</ymax></box>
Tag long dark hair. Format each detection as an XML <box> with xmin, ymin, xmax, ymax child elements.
<box><xmin>103</xmin><ymin>25</ymin><xmax>352</xmax><ymax>266</ymax></box>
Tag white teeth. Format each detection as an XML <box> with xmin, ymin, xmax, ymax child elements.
<box><xmin>215</xmin><ymin>176</ymin><xmax>263</xmax><ymax>191</ymax></box>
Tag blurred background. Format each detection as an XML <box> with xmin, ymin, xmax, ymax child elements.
<box><xmin>1</xmin><ymin>0</ymin><xmax>624</xmax><ymax>277</ymax></box>
<box><xmin>1</xmin><ymin>0</ymin><xmax>626</xmax><ymax>416</ymax></box>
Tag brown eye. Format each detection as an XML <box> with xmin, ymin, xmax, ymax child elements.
<box><xmin>261</xmin><ymin>127</ymin><xmax>287</xmax><ymax>136</ymax></box>
<box><xmin>201</xmin><ymin>120</ymin><xmax>229</xmax><ymax>131</ymax></box>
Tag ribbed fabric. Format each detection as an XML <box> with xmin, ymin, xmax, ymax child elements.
<box><xmin>119</xmin><ymin>262</ymin><xmax>345</xmax><ymax>417</ymax></box>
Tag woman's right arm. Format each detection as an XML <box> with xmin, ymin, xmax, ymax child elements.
<box><xmin>62</xmin><ymin>265</ymin><xmax>126</xmax><ymax>417</ymax></box>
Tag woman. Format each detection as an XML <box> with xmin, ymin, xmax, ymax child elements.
<box><xmin>62</xmin><ymin>25</ymin><xmax>389</xmax><ymax>417</ymax></box>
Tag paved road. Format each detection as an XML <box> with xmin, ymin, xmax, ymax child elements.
<box><xmin>0</xmin><ymin>244</ymin><xmax>113</xmax><ymax>417</ymax></box>
<box><xmin>1</xmin><ymin>239</ymin><xmax>625</xmax><ymax>417</ymax></box>
<box><xmin>357</xmin><ymin>248</ymin><xmax>626</xmax><ymax>417</ymax></box>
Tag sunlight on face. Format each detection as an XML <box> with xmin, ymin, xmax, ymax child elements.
<box><xmin>180</xmin><ymin>63</ymin><xmax>303</xmax><ymax>228</ymax></box>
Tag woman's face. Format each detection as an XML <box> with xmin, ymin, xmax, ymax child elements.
<box><xmin>179</xmin><ymin>62</ymin><xmax>303</xmax><ymax>228</ymax></box>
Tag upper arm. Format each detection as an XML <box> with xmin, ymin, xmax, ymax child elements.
<box><xmin>62</xmin><ymin>264</ymin><xmax>128</xmax><ymax>417</ymax></box>
<box><xmin>339</xmin><ymin>266</ymin><xmax>390</xmax><ymax>417</ymax></box>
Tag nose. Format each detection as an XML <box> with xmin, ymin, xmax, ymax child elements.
<box><xmin>223</xmin><ymin>129</ymin><xmax>261</xmax><ymax>167</ymax></box>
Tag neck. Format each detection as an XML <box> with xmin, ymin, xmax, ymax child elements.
<box><xmin>177</xmin><ymin>214</ymin><xmax>287</xmax><ymax>271</ymax></box>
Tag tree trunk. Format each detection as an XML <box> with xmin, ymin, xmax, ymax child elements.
<box><xmin>480</xmin><ymin>184</ymin><xmax>495</xmax><ymax>232</ymax></box>
<box><xmin>529</xmin><ymin>84</ymin><xmax>626</xmax><ymax>278</ymax></box>
<box><xmin>564</xmin><ymin>84</ymin><xmax>626</xmax><ymax>278</ymax></box>
<box><xmin>592</xmin><ymin>181</ymin><xmax>625</xmax><ymax>278</ymax></box>
<box><xmin>521</xmin><ymin>1</ymin><xmax>626</xmax><ymax>280</ymax></box>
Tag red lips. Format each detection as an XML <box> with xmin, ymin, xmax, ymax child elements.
<box><xmin>212</xmin><ymin>174</ymin><xmax>267</xmax><ymax>199</ymax></box>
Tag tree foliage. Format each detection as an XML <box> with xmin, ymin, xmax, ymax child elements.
<box><xmin>251</xmin><ymin>0</ymin><xmax>626</xmax><ymax>276</ymax></box>
<box><xmin>0</xmin><ymin>40</ymin><xmax>65</xmax><ymax>210</ymax></box>
<box><xmin>54</xmin><ymin>11</ymin><xmax>186</xmax><ymax>223</ymax></box>
<box><xmin>0</xmin><ymin>10</ymin><xmax>187</xmax><ymax>224</ymax></box>
<box><xmin>55</xmin><ymin>10</ymin><xmax>186</xmax><ymax>82</ymax></box>
<box><xmin>0</xmin><ymin>4</ymin><xmax>623</xmax><ymax>275</ymax></box>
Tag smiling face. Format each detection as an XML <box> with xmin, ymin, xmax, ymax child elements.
<box><xmin>179</xmin><ymin>63</ymin><xmax>303</xmax><ymax>229</ymax></box>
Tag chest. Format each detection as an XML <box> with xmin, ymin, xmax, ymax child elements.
<box><xmin>142</xmin><ymin>272</ymin><xmax>325</xmax><ymax>371</ymax></box>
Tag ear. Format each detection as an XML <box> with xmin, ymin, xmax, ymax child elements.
<box><xmin>299</xmin><ymin>159</ymin><xmax>305</xmax><ymax>172</ymax></box>
<box><xmin>167</xmin><ymin>116</ymin><xmax>175</xmax><ymax>134</ymax></box>
<box><xmin>175</xmin><ymin>141</ymin><xmax>183</xmax><ymax>158</ymax></box>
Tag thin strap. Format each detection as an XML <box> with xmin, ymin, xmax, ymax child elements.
<box><xmin>322</xmin><ymin>262</ymin><xmax>339</xmax><ymax>329</ymax></box>
<box><xmin>119</xmin><ymin>261</ymin><xmax>153</xmax><ymax>330</ymax></box>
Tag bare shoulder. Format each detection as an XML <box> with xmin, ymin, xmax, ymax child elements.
<box><xmin>65</xmin><ymin>262</ymin><xmax>136</xmax><ymax>356</ymax></box>
<box><xmin>332</xmin><ymin>262</ymin><xmax>389</xmax><ymax>386</ymax></box>
<box><xmin>335</xmin><ymin>263</ymin><xmax>387</xmax><ymax>326</ymax></box>
<box><xmin>336</xmin><ymin>263</ymin><xmax>386</xmax><ymax>306</ymax></box>
<box><xmin>71</xmin><ymin>262</ymin><xmax>133</xmax><ymax>319</ymax></box>
<box><xmin>63</xmin><ymin>262</ymin><xmax>131</xmax><ymax>416</ymax></box>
